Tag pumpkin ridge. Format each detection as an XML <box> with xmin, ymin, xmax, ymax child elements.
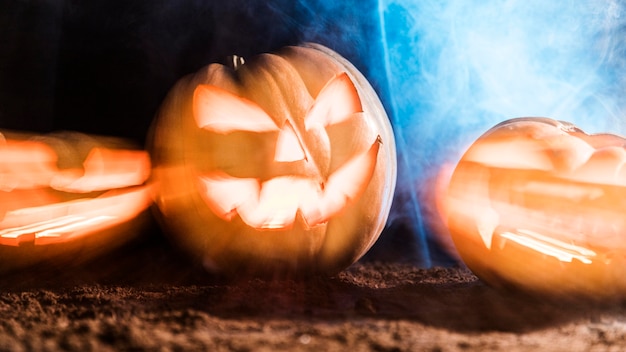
<box><xmin>239</xmin><ymin>54</ymin><xmax>331</xmax><ymax>182</ymax></box>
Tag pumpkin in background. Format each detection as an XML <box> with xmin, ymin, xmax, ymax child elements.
<box><xmin>444</xmin><ymin>117</ymin><xmax>626</xmax><ymax>299</ymax></box>
<box><xmin>0</xmin><ymin>130</ymin><xmax>152</xmax><ymax>272</ymax></box>
<box><xmin>149</xmin><ymin>43</ymin><xmax>396</xmax><ymax>276</ymax></box>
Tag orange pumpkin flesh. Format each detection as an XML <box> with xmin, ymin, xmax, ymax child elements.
<box><xmin>444</xmin><ymin>117</ymin><xmax>626</xmax><ymax>299</ymax></box>
<box><xmin>0</xmin><ymin>131</ymin><xmax>152</xmax><ymax>272</ymax></box>
<box><xmin>150</xmin><ymin>43</ymin><xmax>396</xmax><ymax>276</ymax></box>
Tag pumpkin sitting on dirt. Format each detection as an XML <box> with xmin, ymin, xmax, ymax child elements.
<box><xmin>149</xmin><ymin>43</ymin><xmax>396</xmax><ymax>276</ymax></box>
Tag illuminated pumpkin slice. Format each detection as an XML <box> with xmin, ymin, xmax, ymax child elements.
<box><xmin>443</xmin><ymin>117</ymin><xmax>626</xmax><ymax>299</ymax></box>
<box><xmin>149</xmin><ymin>43</ymin><xmax>396</xmax><ymax>276</ymax></box>
<box><xmin>0</xmin><ymin>130</ymin><xmax>152</xmax><ymax>272</ymax></box>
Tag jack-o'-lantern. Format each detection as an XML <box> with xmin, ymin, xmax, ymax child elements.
<box><xmin>443</xmin><ymin>117</ymin><xmax>626</xmax><ymax>299</ymax></box>
<box><xmin>0</xmin><ymin>130</ymin><xmax>152</xmax><ymax>272</ymax></box>
<box><xmin>149</xmin><ymin>43</ymin><xmax>396</xmax><ymax>276</ymax></box>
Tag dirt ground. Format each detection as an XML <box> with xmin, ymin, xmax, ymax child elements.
<box><xmin>0</xmin><ymin>230</ymin><xmax>625</xmax><ymax>352</ymax></box>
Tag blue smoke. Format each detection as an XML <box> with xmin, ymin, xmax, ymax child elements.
<box><xmin>377</xmin><ymin>0</ymin><xmax>626</xmax><ymax>265</ymax></box>
<box><xmin>4</xmin><ymin>0</ymin><xmax>625</xmax><ymax>266</ymax></box>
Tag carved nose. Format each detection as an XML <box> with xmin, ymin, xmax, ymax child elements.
<box><xmin>274</xmin><ymin>121</ymin><xmax>306</xmax><ymax>162</ymax></box>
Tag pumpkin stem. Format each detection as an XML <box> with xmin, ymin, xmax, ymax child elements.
<box><xmin>226</xmin><ymin>55</ymin><xmax>245</xmax><ymax>70</ymax></box>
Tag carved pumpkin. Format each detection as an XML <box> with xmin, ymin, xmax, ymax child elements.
<box><xmin>149</xmin><ymin>43</ymin><xmax>396</xmax><ymax>276</ymax></box>
<box><xmin>444</xmin><ymin>117</ymin><xmax>626</xmax><ymax>298</ymax></box>
<box><xmin>0</xmin><ymin>130</ymin><xmax>152</xmax><ymax>272</ymax></box>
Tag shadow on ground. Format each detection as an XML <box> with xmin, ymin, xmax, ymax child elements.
<box><xmin>0</xmin><ymin>228</ymin><xmax>623</xmax><ymax>336</ymax></box>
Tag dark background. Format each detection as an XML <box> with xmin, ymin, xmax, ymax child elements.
<box><xmin>0</xmin><ymin>0</ymin><xmax>386</xmax><ymax>142</ymax></box>
<box><xmin>0</xmin><ymin>0</ymin><xmax>454</xmax><ymax>267</ymax></box>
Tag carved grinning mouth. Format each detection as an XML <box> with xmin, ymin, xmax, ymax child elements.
<box><xmin>193</xmin><ymin>71</ymin><xmax>380</xmax><ymax>229</ymax></box>
<box><xmin>198</xmin><ymin>137</ymin><xmax>380</xmax><ymax>229</ymax></box>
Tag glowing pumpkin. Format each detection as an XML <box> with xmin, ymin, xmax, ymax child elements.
<box><xmin>444</xmin><ymin>117</ymin><xmax>626</xmax><ymax>298</ymax></box>
<box><xmin>0</xmin><ymin>130</ymin><xmax>152</xmax><ymax>272</ymax></box>
<box><xmin>149</xmin><ymin>43</ymin><xmax>396</xmax><ymax>276</ymax></box>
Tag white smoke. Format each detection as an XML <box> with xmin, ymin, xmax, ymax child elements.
<box><xmin>378</xmin><ymin>0</ymin><xmax>626</xmax><ymax>264</ymax></box>
<box><xmin>381</xmin><ymin>0</ymin><xmax>626</xmax><ymax>165</ymax></box>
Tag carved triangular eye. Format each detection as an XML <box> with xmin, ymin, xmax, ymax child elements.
<box><xmin>305</xmin><ymin>72</ymin><xmax>362</xmax><ymax>130</ymax></box>
<box><xmin>274</xmin><ymin>120</ymin><xmax>306</xmax><ymax>162</ymax></box>
<box><xmin>193</xmin><ymin>85</ymin><xmax>279</xmax><ymax>134</ymax></box>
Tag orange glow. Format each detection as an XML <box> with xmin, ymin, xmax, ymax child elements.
<box><xmin>150</xmin><ymin>43</ymin><xmax>397</xmax><ymax>276</ymax></box>
<box><xmin>499</xmin><ymin>228</ymin><xmax>596</xmax><ymax>264</ymax></box>
<box><xmin>199</xmin><ymin>136</ymin><xmax>381</xmax><ymax>229</ymax></box>
<box><xmin>194</xmin><ymin>84</ymin><xmax>281</xmax><ymax>134</ymax></box>
<box><xmin>0</xmin><ymin>131</ymin><xmax>152</xmax><ymax>247</ymax></box>
<box><xmin>442</xmin><ymin>117</ymin><xmax>626</xmax><ymax>297</ymax></box>
<box><xmin>0</xmin><ymin>186</ymin><xmax>151</xmax><ymax>246</ymax></box>
<box><xmin>52</xmin><ymin>148</ymin><xmax>151</xmax><ymax>192</ymax></box>
<box><xmin>0</xmin><ymin>140</ymin><xmax>58</xmax><ymax>191</ymax></box>
<box><xmin>193</xmin><ymin>68</ymin><xmax>378</xmax><ymax>230</ymax></box>
<box><xmin>274</xmin><ymin>121</ymin><xmax>306</xmax><ymax>162</ymax></box>
<box><xmin>304</xmin><ymin>72</ymin><xmax>363</xmax><ymax>128</ymax></box>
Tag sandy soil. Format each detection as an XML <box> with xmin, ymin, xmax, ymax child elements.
<box><xmin>0</xmin><ymin>231</ymin><xmax>625</xmax><ymax>352</ymax></box>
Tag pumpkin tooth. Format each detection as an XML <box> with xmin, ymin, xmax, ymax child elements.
<box><xmin>274</xmin><ymin>120</ymin><xmax>306</xmax><ymax>162</ymax></box>
<box><xmin>198</xmin><ymin>173</ymin><xmax>260</xmax><ymax>222</ymax></box>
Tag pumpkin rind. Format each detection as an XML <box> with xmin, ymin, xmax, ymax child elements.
<box><xmin>0</xmin><ymin>130</ymin><xmax>152</xmax><ymax>272</ymax></box>
<box><xmin>149</xmin><ymin>43</ymin><xmax>396</xmax><ymax>276</ymax></box>
<box><xmin>445</xmin><ymin>117</ymin><xmax>626</xmax><ymax>299</ymax></box>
